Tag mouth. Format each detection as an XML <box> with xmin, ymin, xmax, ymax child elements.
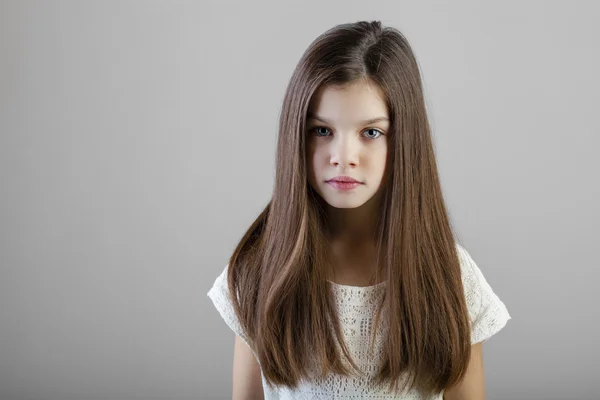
<box><xmin>326</xmin><ymin>176</ymin><xmax>362</xmax><ymax>184</ymax></box>
<box><xmin>326</xmin><ymin>178</ymin><xmax>363</xmax><ymax>191</ymax></box>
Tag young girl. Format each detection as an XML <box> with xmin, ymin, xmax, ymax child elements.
<box><xmin>207</xmin><ymin>20</ymin><xmax>511</xmax><ymax>399</ymax></box>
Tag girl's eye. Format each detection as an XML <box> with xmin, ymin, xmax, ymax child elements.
<box><xmin>314</xmin><ymin>126</ymin><xmax>331</xmax><ymax>137</ymax></box>
<box><xmin>310</xmin><ymin>126</ymin><xmax>384</xmax><ymax>139</ymax></box>
<box><xmin>363</xmin><ymin>128</ymin><xmax>383</xmax><ymax>139</ymax></box>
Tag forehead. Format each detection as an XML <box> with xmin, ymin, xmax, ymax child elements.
<box><xmin>308</xmin><ymin>80</ymin><xmax>388</xmax><ymax>124</ymax></box>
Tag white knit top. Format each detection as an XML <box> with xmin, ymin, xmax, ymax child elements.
<box><xmin>207</xmin><ymin>243</ymin><xmax>511</xmax><ymax>399</ymax></box>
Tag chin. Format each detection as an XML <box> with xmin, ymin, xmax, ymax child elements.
<box><xmin>320</xmin><ymin>196</ymin><xmax>369</xmax><ymax>209</ymax></box>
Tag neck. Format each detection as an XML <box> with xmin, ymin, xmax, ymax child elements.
<box><xmin>324</xmin><ymin>190</ymin><xmax>383</xmax><ymax>246</ymax></box>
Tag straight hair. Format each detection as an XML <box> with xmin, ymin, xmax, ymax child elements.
<box><xmin>226</xmin><ymin>20</ymin><xmax>471</xmax><ymax>397</ymax></box>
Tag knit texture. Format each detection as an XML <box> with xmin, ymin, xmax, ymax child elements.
<box><xmin>207</xmin><ymin>243</ymin><xmax>511</xmax><ymax>399</ymax></box>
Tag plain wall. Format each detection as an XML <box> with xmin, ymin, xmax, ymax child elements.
<box><xmin>1</xmin><ymin>0</ymin><xmax>598</xmax><ymax>399</ymax></box>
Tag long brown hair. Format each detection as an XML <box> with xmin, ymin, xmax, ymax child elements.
<box><xmin>226</xmin><ymin>20</ymin><xmax>471</xmax><ymax>397</ymax></box>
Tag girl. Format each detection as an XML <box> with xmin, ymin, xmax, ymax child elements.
<box><xmin>207</xmin><ymin>20</ymin><xmax>511</xmax><ymax>399</ymax></box>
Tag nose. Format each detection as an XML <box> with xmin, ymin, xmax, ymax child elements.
<box><xmin>329</xmin><ymin>133</ymin><xmax>359</xmax><ymax>168</ymax></box>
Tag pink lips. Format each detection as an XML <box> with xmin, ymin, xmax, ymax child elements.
<box><xmin>326</xmin><ymin>176</ymin><xmax>363</xmax><ymax>191</ymax></box>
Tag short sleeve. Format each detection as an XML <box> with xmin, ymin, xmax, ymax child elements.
<box><xmin>207</xmin><ymin>264</ymin><xmax>254</xmax><ymax>351</ymax></box>
<box><xmin>456</xmin><ymin>243</ymin><xmax>512</xmax><ymax>345</ymax></box>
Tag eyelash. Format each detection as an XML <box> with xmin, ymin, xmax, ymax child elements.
<box><xmin>309</xmin><ymin>126</ymin><xmax>385</xmax><ymax>139</ymax></box>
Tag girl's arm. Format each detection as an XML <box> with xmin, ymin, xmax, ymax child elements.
<box><xmin>443</xmin><ymin>342</ymin><xmax>486</xmax><ymax>400</ymax></box>
<box><xmin>232</xmin><ymin>334</ymin><xmax>264</xmax><ymax>400</ymax></box>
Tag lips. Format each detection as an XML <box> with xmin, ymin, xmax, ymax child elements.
<box><xmin>327</xmin><ymin>176</ymin><xmax>362</xmax><ymax>184</ymax></box>
<box><xmin>327</xmin><ymin>180</ymin><xmax>361</xmax><ymax>191</ymax></box>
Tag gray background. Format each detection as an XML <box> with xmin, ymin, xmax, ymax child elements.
<box><xmin>1</xmin><ymin>1</ymin><xmax>598</xmax><ymax>399</ymax></box>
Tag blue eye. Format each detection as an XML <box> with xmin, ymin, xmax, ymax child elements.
<box><xmin>363</xmin><ymin>128</ymin><xmax>383</xmax><ymax>139</ymax></box>
<box><xmin>310</xmin><ymin>126</ymin><xmax>384</xmax><ymax>139</ymax></box>
<box><xmin>313</xmin><ymin>127</ymin><xmax>331</xmax><ymax>136</ymax></box>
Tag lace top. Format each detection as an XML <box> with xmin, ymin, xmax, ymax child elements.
<box><xmin>207</xmin><ymin>243</ymin><xmax>511</xmax><ymax>399</ymax></box>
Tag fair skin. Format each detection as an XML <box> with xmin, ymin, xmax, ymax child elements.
<box><xmin>443</xmin><ymin>341</ymin><xmax>486</xmax><ymax>400</ymax></box>
<box><xmin>233</xmin><ymin>78</ymin><xmax>486</xmax><ymax>399</ymax></box>
<box><xmin>233</xmin><ymin>335</ymin><xmax>264</xmax><ymax>400</ymax></box>
<box><xmin>306</xmin><ymin>79</ymin><xmax>389</xmax><ymax>285</ymax></box>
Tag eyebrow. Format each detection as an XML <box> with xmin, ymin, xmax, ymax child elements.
<box><xmin>307</xmin><ymin>113</ymin><xmax>389</xmax><ymax>126</ymax></box>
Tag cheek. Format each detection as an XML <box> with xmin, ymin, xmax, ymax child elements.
<box><xmin>307</xmin><ymin>143</ymin><xmax>326</xmax><ymax>166</ymax></box>
<box><xmin>305</xmin><ymin>144</ymin><xmax>319</xmax><ymax>181</ymax></box>
<box><xmin>374</xmin><ymin>144</ymin><xmax>388</xmax><ymax>175</ymax></box>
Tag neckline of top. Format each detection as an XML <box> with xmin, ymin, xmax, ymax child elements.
<box><xmin>326</xmin><ymin>279</ymin><xmax>387</xmax><ymax>290</ymax></box>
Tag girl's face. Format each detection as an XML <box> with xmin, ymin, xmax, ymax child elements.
<box><xmin>306</xmin><ymin>79</ymin><xmax>389</xmax><ymax>209</ymax></box>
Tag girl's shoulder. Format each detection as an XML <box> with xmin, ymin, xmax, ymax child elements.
<box><xmin>454</xmin><ymin>242</ymin><xmax>512</xmax><ymax>344</ymax></box>
<box><xmin>207</xmin><ymin>264</ymin><xmax>256</xmax><ymax>355</ymax></box>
